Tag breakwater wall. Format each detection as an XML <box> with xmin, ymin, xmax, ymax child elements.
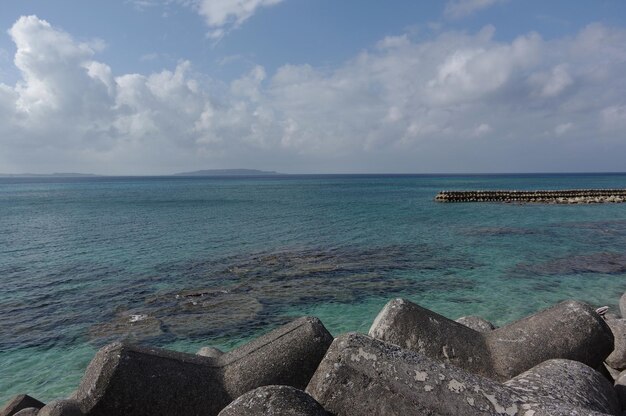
<box><xmin>4</xmin><ymin>294</ymin><xmax>626</xmax><ymax>416</ymax></box>
<box><xmin>435</xmin><ymin>189</ymin><xmax>626</xmax><ymax>203</ymax></box>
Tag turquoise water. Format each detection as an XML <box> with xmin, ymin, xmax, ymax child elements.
<box><xmin>1</xmin><ymin>173</ymin><xmax>626</xmax><ymax>402</ymax></box>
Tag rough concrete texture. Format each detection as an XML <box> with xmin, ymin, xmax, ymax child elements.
<box><xmin>72</xmin><ymin>316</ymin><xmax>333</xmax><ymax>416</ymax></box>
<box><xmin>37</xmin><ymin>401</ymin><xmax>84</xmax><ymax>416</ymax></box>
<box><xmin>218</xmin><ymin>385</ymin><xmax>328</xmax><ymax>416</ymax></box>
<box><xmin>306</xmin><ymin>333</ymin><xmax>616</xmax><ymax>416</ymax></box>
<box><xmin>605</xmin><ymin>313</ymin><xmax>621</xmax><ymax>321</ymax></box>
<box><xmin>369</xmin><ymin>298</ymin><xmax>614</xmax><ymax>381</ymax></box>
<box><xmin>620</xmin><ymin>293</ymin><xmax>626</xmax><ymax>318</ymax></box>
<box><xmin>197</xmin><ymin>346</ymin><xmax>225</xmax><ymax>358</ymax></box>
<box><xmin>615</xmin><ymin>370</ymin><xmax>626</xmax><ymax>411</ymax></box>
<box><xmin>12</xmin><ymin>409</ymin><xmax>39</xmax><ymax>416</ymax></box>
<box><xmin>455</xmin><ymin>315</ymin><xmax>496</xmax><ymax>332</ymax></box>
<box><xmin>504</xmin><ymin>359</ymin><xmax>620</xmax><ymax>415</ymax></box>
<box><xmin>369</xmin><ymin>299</ymin><xmax>492</xmax><ymax>376</ymax></box>
<box><xmin>606</xmin><ymin>319</ymin><xmax>626</xmax><ymax>370</ymax></box>
<box><xmin>0</xmin><ymin>395</ymin><xmax>45</xmax><ymax>416</ymax></box>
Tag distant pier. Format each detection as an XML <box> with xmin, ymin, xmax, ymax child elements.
<box><xmin>435</xmin><ymin>189</ymin><xmax>626</xmax><ymax>203</ymax></box>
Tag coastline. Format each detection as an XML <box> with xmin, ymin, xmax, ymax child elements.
<box><xmin>3</xmin><ymin>293</ymin><xmax>626</xmax><ymax>415</ymax></box>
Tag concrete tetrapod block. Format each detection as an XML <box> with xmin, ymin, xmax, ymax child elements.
<box><xmin>0</xmin><ymin>395</ymin><xmax>45</xmax><ymax>416</ymax></box>
<box><xmin>606</xmin><ymin>319</ymin><xmax>626</xmax><ymax>371</ymax></box>
<box><xmin>455</xmin><ymin>315</ymin><xmax>496</xmax><ymax>332</ymax></box>
<box><xmin>306</xmin><ymin>333</ymin><xmax>617</xmax><ymax>416</ymax></box>
<box><xmin>37</xmin><ymin>400</ymin><xmax>84</xmax><ymax>416</ymax></box>
<box><xmin>72</xmin><ymin>317</ymin><xmax>333</xmax><ymax>416</ymax></box>
<box><xmin>620</xmin><ymin>293</ymin><xmax>626</xmax><ymax>318</ymax></box>
<box><xmin>369</xmin><ymin>298</ymin><xmax>614</xmax><ymax>381</ymax></box>
<box><xmin>615</xmin><ymin>370</ymin><xmax>626</xmax><ymax>411</ymax></box>
<box><xmin>219</xmin><ymin>317</ymin><xmax>333</xmax><ymax>399</ymax></box>
<box><xmin>504</xmin><ymin>359</ymin><xmax>620</xmax><ymax>415</ymax></box>
<box><xmin>12</xmin><ymin>409</ymin><xmax>39</xmax><ymax>416</ymax></box>
<box><xmin>217</xmin><ymin>385</ymin><xmax>328</xmax><ymax>416</ymax></box>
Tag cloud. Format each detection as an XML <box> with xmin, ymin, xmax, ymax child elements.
<box><xmin>128</xmin><ymin>0</ymin><xmax>160</xmax><ymax>11</ymax></box>
<box><xmin>529</xmin><ymin>64</ymin><xmax>573</xmax><ymax>97</ymax></box>
<box><xmin>186</xmin><ymin>0</ymin><xmax>285</xmax><ymax>39</ymax></box>
<box><xmin>128</xmin><ymin>0</ymin><xmax>285</xmax><ymax>39</ymax></box>
<box><xmin>2</xmin><ymin>16</ymin><xmax>626</xmax><ymax>174</ymax></box>
<box><xmin>444</xmin><ymin>0</ymin><xmax>507</xmax><ymax>20</ymax></box>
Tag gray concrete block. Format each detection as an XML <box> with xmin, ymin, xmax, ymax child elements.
<box><xmin>73</xmin><ymin>342</ymin><xmax>224</xmax><ymax>416</ymax></box>
<box><xmin>369</xmin><ymin>298</ymin><xmax>614</xmax><ymax>381</ymax></box>
<box><xmin>73</xmin><ymin>316</ymin><xmax>333</xmax><ymax>416</ymax></box>
<box><xmin>620</xmin><ymin>293</ymin><xmax>626</xmax><ymax>318</ymax></box>
<box><xmin>615</xmin><ymin>370</ymin><xmax>626</xmax><ymax>411</ymax></box>
<box><xmin>369</xmin><ymin>299</ymin><xmax>492</xmax><ymax>376</ymax></box>
<box><xmin>306</xmin><ymin>333</ymin><xmax>615</xmax><ymax>416</ymax></box>
<box><xmin>0</xmin><ymin>395</ymin><xmax>45</xmax><ymax>416</ymax></box>
<box><xmin>218</xmin><ymin>385</ymin><xmax>328</xmax><ymax>416</ymax></box>
<box><xmin>606</xmin><ymin>313</ymin><xmax>621</xmax><ymax>322</ymax></box>
<box><xmin>607</xmin><ymin>319</ymin><xmax>626</xmax><ymax>371</ymax></box>
<box><xmin>220</xmin><ymin>317</ymin><xmax>333</xmax><ymax>399</ymax></box>
<box><xmin>455</xmin><ymin>315</ymin><xmax>496</xmax><ymax>332</ymax></box>
<box><xmin>37</xmin><ymin>401</ymin><xmax>83</xmax><ymax>416</ymax></box>
<box><xmin>504</xmin><ymin>359</ymin><xmax>620</xmax><ymax>415</ymax></box>
<box><xmin>488</xmin><ymin>299</ymin><xmax>613</xmax><ymax>380</ymax></box>
<box><xmin>12</xmin><ymin>410</ymin><xmax>39</xmax><ymax>416</ymax></box>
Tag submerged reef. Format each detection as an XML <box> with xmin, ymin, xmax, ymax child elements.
<box><xmin>511</xmin><ymin>252</ymin><xmax>626</xmax><ymax>276</ymax></box>
<box><xmin>0</xmin><ymin>243</ymin><xmax>480</xmax><ymax>350</ymax></box>
<box><xmin>86</xmin><ymin>244</ymin><xmax>478</xmax><ymax>345</ymax></box>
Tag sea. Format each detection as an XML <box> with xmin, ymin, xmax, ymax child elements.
<box><xmin>2</xmin><ymin>173</ymin><xmax>626</xmax><ymax>402</ymax></box>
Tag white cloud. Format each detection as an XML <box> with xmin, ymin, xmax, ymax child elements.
<box><xmin>128</xmin><ymin>0</ymin><xmax>285</xmax><ymax>39</ymax></box>
<box><xmin>444</xmin><ymin>0</ymin><xmax>507</xmax><ymax>20</ymax></box>
<box><xmin>129</xmin><ymin>0</ymin><xmax>159</xmax><ymax>8</ymax></box>
<box><xmin>188</xmin><ymin>0</ymin><xmax>285</xmax><ymax>39</ymax></box>
<box><xmin>376</xmin><ymin>35</ymin><xmax>411</xmax><ymax>50</ymax></box>
<box><xmin>2</xmin><ymin>16</ymin><xmax>626</xmax><ymax>174</ymax></box>
<box><xmin>529</xmin><ymin>64</ymin><xmax>573</xmax><ymax>97</ymax></box>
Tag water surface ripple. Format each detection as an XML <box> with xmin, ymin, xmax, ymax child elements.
<box><xmin>1</xmin><ymin>174</ymin><xmax>626</xmax><ymax>401</ymax></box>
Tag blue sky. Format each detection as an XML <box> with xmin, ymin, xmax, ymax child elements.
<box><xmin>0</xmin><ymin>0</ymin><xmax>625</xmax><ymax>174</ymax></box>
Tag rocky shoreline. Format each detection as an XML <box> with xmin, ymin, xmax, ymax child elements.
<box><xmin>435</xmin><ymin>189</ymin><xmax>626</xmax><ymax>203</ymax></box>
<box><xmin>3</xmin><ymin>294</ymin><xmax>626</xmax><ymax>415</ymax></box>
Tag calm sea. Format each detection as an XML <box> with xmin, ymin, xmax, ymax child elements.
<box><xmin>2</xmin><ymin>173</ymin><xmax>626</xmax><ymax>401</ymax></box>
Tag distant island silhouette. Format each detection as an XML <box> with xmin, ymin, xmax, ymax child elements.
<box><xmin>0</xmin><ymin>172</ymin><xmax>99</xmax><ymax>177</ymax></box>
<box><xmin>0</xmin><ymin>170</ymin><xmax>281</xmax><ymax>177</ymax></box>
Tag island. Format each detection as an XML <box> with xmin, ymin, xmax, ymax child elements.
<box><xmin>0</xmin><ymin>173</ymin><xmax>99</xmax><ymax>177</ymax></box>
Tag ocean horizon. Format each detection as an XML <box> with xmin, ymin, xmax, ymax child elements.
<box><xmin>2</xmin><ymin>172</ymin><xmax>626</xmax><ymax>402</ymax></box>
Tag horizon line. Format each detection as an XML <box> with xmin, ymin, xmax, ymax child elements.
<box><xmin>3</xmin><ymin>171</ymin><xmax>626</xmax><ymax>177</ymax></box>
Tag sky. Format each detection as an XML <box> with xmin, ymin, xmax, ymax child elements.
<box><xmin>0</xmin><ymin>0</ymin><xmax>625</xmax><ymax>174</ymax></box>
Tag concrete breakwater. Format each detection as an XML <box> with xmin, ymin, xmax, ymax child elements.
<box><xmin>3</xmin><ymin>294</ymin><xmax>626</xmax><ymax>416</ymax></box>
<box><xmin>435</xmin><ymin>189</ymin><xmax>626</xmax><ymax>203</ymax></box>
